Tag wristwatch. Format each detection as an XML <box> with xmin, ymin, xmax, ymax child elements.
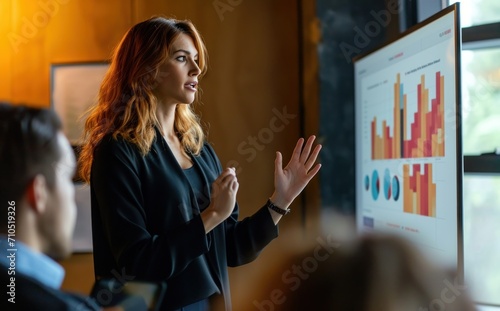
<box><xmin>266</xmin><ymin>199</ymin><xmax>290</xmax><ymax>215</ymax></box>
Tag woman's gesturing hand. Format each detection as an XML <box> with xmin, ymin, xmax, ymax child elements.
<box><xmin>270</xmin><ymin>136</ymin><xmax>322</xmax><ymax>209</ymax></box>
<box><xmin>201</xmin><ymin>167</ymin><xmax>239</xmax><ymax>233</ymax></box>
<box><xmin>211</xmin><ymin>167</ymin><xmax>239</xmax><ymax>218</ymax></box>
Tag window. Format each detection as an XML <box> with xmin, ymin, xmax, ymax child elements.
<box><xmin>451</xmin><ymin>0</ymin><xmax>500</xmax><ymax>27</ymax></box>
<box><xmin>449</xmin><ymin>0</ymin><xmax>500</xmax><ymax>307</ymax></box>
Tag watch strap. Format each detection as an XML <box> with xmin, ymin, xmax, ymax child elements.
<box><xmin>266</xmin><ymin>199</ymin><xmax>290</xmax><ymax>215</ymax></box>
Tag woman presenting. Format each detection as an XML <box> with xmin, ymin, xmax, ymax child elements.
<box><xmin>79</xmin><ymin>17</ymin><xmax>321</xmax><ymax>311</ymax></box>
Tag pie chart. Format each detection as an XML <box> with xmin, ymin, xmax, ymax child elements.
<box><xmin>392</xmin><ymin>175</ymin><xmax>400</xmax><ymax>201</ymax></box>
<box><xmin>383</xmin><ymin>168</ymin><xmax>391</xmax><ymax>200</ymax></box>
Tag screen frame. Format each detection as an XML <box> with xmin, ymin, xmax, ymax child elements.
<box><xmin>352</xmin><ymin>3</ymin><xmax>463</xmax><ymax>279</ymax></box>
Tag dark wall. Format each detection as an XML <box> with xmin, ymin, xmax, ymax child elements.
<box><xmin>317</xmin><ymin>0</ymin><xmax>401</xmax><ymax>214</ymax></box>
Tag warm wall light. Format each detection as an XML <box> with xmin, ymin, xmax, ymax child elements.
<box><xmin>0</xmin><ymin>1</ymin><xmax>13</xmax><ymax>102</ymax></box>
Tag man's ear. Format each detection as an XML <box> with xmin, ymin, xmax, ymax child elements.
<box><xmin>26</xmin><ymin>174</ymin><xmax>48</xmax><ymax>215</ymax></box>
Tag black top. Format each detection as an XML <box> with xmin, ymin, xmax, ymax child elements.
<box><xmin>183</xmin><ymin>165</ymin><xmax>210</xmax><ymax>211</ymax></box>
<box><xmin>90</xmin><ymin>128</ymin><xmax>279</xmax><ymax>310</ymax></box>
<box><xmin>182</xmin><ymin>164</ymin><xmax>219</xmax><ymax>300</ymax></box>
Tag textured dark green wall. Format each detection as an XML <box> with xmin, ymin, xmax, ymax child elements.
<box><xmin>317</xmin><ymin>0</ymin><xmax>400</xmax><ymax>214</ymax></box>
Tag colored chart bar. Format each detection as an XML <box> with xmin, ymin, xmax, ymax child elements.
<box><xmin>371</xmin><ymin>72</ymin><xmax>445</xmax><ymax>159</ymax></box>
<box><xmin>403</xmin><ymin>163</ymin><xmax>436</xmax><ymax>217</ymax></box>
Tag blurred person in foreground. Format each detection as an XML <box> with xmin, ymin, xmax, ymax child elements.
<box><xmin>249</xmin><ymin>225</ymin><xmax>476</xmax><ymax>311</ymax></box>
<box><xmin>0</xmin><ymin>103</ymin><xmax>144</xmax><ymax>310</ymax></box>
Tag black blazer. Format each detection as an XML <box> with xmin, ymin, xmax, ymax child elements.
<box><xmin>91</xmin><ymin>129</ymin><xmax>279</xmax><ymax>310</ymax></box>
<box><xmin>0</xmin><ymin>262</ymin><xmax>100</xmax><ymax>311</ymax></box>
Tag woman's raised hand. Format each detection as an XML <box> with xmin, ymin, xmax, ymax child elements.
<box><xmin>270</xmin><ymin>136</ymin><xmax>322</xmax><ymax>210</ymax></box>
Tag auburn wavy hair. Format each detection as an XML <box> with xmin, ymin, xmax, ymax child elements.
<box><xmin>79</xmin><ymin>17</ymin><xmax>208</xmax><ymax>183</ymax></box>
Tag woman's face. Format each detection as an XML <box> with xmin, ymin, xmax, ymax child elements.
<box><xmin>154</xmin><ymin>33</ymin><xmax>201</xmax><ymax>105</ymax></box>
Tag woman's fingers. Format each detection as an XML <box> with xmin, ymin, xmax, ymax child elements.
<box><xmin>305</xmin><ymin>144</ymin><xmax>322</xmax><ymax>171</ymax></box>
<box><xmin>221</xmin><ymin>174</ymin><xmax>237</xmax><ymax>187</ymax></box>
<box><xmin>231</xmin><ymin>179</ymin><xmax>239</xmax><ymax>192</ymax></box>
<box><xmin>307</xmin><ymin>163</ymin><xmax>322</xmax><ymax>179</ymax></box>
<box><xmin>290</xmin><ymin>137</ymin><xmax>305</xmax><ymax>162</ymax></box>
<box><xmin>213</xmin><ymin>167</ymin><xmax>238</xmax><ymax>191</ymax></box>
<box><xmin>290</xmin><ymin>135</ymin><xmax>319</xmax><ymax>166</ymax></box>
<box><xmin>274</xmin><ymin>151</ymin><xmax>283</xmax><ymax>175</ymax></box>
<box><xmin>299</xmin><ymin>135</ymin><xmax>316</xmax><ymax>164</ymax></box>
<box><xmin>215</xmin><ymin>167</ymin><xmax>235</xmax><ymax>182</ymax></box>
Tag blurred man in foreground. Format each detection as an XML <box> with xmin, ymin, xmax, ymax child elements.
<box><xmin>0</xmin><ymin>103</ymin><xmax>101</xmax><ymax>310</ymax></box>
<box><xmin>0</xmin><ymin>103</ymin><xmax>147</xmax><ymax>310</ymax></box>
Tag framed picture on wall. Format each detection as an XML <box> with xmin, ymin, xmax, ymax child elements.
<box><xmin>50</xmin><ymin>62</ymin><xmax>109</xmax><ymax>145</ymax></box>
<box><xmin>50</xmin><ymin>62</ymin><xmax>108</xmax><ymax>253</ymax></box>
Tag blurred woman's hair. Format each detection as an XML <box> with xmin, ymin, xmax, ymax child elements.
<box><xmin>255</xmin><ymin>233</ymin><xmax>476</xmax><ymax>311</ymax></box>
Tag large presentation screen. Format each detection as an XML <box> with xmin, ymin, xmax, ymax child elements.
<box><xmin>354</xmin><ymin>4</ymin><xmax>462</xmax><ymax>268</ymax></box>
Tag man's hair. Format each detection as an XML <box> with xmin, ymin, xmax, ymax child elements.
<box><xmin>0</xmin><ymin>103</ymin><xmax>62</xmax><ymax>229</ymax></box>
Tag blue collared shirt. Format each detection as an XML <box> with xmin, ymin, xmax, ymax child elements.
<box><xmin>0</xmin><ymin>235</ymin><xmax>65</xmax><ymax>290</ymax></box>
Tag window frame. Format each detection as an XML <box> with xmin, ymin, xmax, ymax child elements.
<box><xmin>460</xmin><ymin>20</ymin><xmax>500</xmax><ymax>173</ymax></box>
<box><xmin>450</xmin><ymin>2</ymin><xmax>500</xmax><ymax>308</ymax></box>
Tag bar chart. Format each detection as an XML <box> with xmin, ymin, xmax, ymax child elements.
<box><xmin>371</xmin><ymin>72</ymin><xmax>445</xmax><ymax>160</ymax></box>
<box><xmin>364</xmin><ymin>165</ymin><xmax>436</xmax><ymax>218</ymax></box>
<box><xmin>403</xmin><ymin>163</ymin><xmax>436</xmax><ymax>217</ymax></box>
